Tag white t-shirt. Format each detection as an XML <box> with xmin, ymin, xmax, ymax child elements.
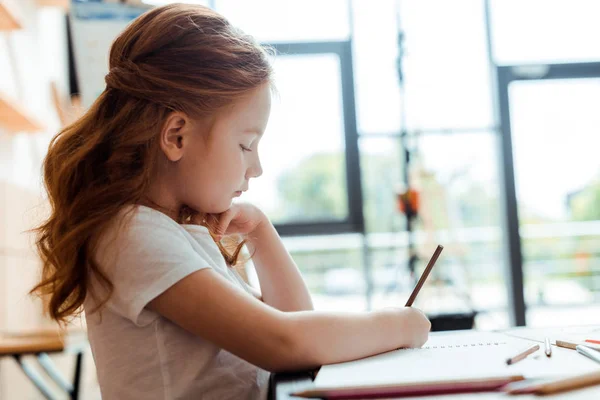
<box><xmin>84</xmin><ymin>205</ymin><xmax>270</xmax><ymax>400</ymax></box>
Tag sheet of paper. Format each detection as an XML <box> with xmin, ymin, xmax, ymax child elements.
<box><xmin>314</xmin><ymin>331</ymin><xmax>600</xmax><ymax>389</ymax></box>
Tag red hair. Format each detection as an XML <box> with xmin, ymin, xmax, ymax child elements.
<box><xmin>31</xmin><ymin>4</ymin><xmax>273</xmax><ymax>323</ymax></box>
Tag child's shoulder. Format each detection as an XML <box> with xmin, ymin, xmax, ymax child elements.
<box><xmin>95</xmin><ymin>205</ymin><xmax>214</xmax><ymax>271</ymax></box>
<box><xmin>104</xmin><ymin>205</ymin><xmax>212</xmax><ymax>244</ymax></box>
<box><xmin>99</xmin><ymin>205</ymin><xmax>184</xmax><ymax>249</ymax></box>
<box><xmin>125</xmin><ymin>204</ymin><xmax>177</xmax><ymax>227</ymax></box>
<box><xmin>111</xmin><ymin>205</ymin><xmax>182</xmax><ymax>233</ymax></box>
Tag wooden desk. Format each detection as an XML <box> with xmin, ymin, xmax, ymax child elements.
<box><xmin>0</xmin><ymin>329</ymin><xmax>87</xmax><ymax>400</ymax></box>
<box><xmin>269</xmin><ymin>327</ymin><xmax>600</xmax><ymax>399</ymax></box>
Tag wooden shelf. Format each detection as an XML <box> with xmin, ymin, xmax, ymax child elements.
<box><xmin>36</xmin><ymin>0</ymin><xmax>69</xmax><ymax>9</ymax></box>
<box><xmin>0</xmin><ymin>1</ymin><xmax>21</xmax><ymax>31</ymax></box>
<box><xmin>0</xmin><ymin>94</ymin><xmax>44</xmax><ymax>134</ymax></box>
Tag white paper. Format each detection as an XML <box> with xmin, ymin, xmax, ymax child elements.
<box><xmin>314</xmin><ymin>331</ymin><xmax>600</xmax><ymax>389</ymax></box>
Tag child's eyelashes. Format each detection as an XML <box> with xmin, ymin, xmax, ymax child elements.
<box><xmin>240</xmin><ymin>144</ymin><xmax>252</xmax><ymax>152</ymax></box>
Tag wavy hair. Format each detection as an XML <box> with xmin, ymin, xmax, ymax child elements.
<box><xmin>31</xmin><ymin>3</ymin><xmax>274</xmax><ymax>323</ymax></box>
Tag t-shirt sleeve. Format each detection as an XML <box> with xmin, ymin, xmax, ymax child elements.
<box><xmin>181</xmin><ymin>224</ymin><xmax>259</xmax><ymax>297</ymax></box>
<box><xmin>93</xmin><ymin>208</ymin><xmax>212</xmax><ymax>326</ymax></box>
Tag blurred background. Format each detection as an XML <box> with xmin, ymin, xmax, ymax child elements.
<box><xmin>0</xmin><ymin>0</ymin><xmax>599</xmax><ymax>397</ymax></box>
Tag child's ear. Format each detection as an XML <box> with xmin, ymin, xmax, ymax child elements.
<box><xmin>159</xmin><ymin>112</ymin><xmax>189</xmax><ymax>162</ymax></box>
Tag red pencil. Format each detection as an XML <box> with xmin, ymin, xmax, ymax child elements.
<box><xmin>292</xmin><ymin>376</ymin><xmax>524</xmax><ymax>399</ymax></box>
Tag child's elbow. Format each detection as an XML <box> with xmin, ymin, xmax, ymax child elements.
<box><xmin>258</xmin><ymin>315</ymin><xmax>320</xmax><ymax>373</ymax></box>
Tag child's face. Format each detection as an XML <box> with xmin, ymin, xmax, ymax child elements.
<box><xmin>179</xmin><ymin>84</ymin><xmax>271</xmax><ymax>214</ymax></box>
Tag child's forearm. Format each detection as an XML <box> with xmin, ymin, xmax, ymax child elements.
<box><xmin>277</xmin><ymin>308</ymin><xmax>422</xmax><ymax>371</ymax></box>
<box><xmin>246</xmin><ymin>220</ymin><xmax>314</xmax><ymax>312</ymax></box>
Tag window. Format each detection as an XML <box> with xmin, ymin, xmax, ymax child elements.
<box><xmin>242</xmin><ymin>53</ymin><xmax>349</xmax><ymax>225</ymax></box>
<box><xmin>215</xmin><ymin>0</ymin><xmax>350</xmax><ymax>43</ymax></box>
<box><xmin>490</xmin><ymin>0</ymin><xmax>600</xmax><ymax>65</ymax></box>
<box><xmin>505</xmin><ymin>77</ymin><xmax>600</xmax><ymax>327</ymax></box>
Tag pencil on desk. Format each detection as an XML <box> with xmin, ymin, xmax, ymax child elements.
<box><xmin>505</xmin><ymin>370</ymin><xmax>600</xmax><ymax>395</ymax></box>
<box><xmin>405</xmin><ymin>245</ymin><xmax>443</xmax><ymax>307</ymax></box>
<box><xmin>292</xmin><ymin>376</ymin><xmax>525</xmax><ymax>399</ymax></box>
<box><xmin>576</xmin><ymin>344</ymin><xmax>600</xmax><ymax>364</ymax></box>
<box><xmin>506</xmin><ymin>344</ymin><xmax>539</xmax><ymax>365</ymax></box>
<box><xmin>538</xmin><ymin>370</ymin><xmax>600</xmax><ymax>395</ymax></box>
<box><xmin>556</xmin><ymin>339</ymin><xmax>578</xmax><ymax>350</ymax></box>
<box><xmin>544</xmin><ymin>337</ymin><xmax>552</xmax><ymax>357</ymax></box>
<box><xmin>556</xmin><ymin>339</ymin><xmax>600</xmax><ymax>351</ymax></box>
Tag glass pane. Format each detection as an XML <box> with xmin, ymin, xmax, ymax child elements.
<box><xmin>413</xmin><ymin>132</ymin><xmax>503</xmax><ymax>230</ymax></box>
<box><xmin>490</xmin><ymin>0</ymin><xmax>600</xmax><ymax>64</ymax></box>
<box><xmin>353</xmin><ymin>0</ymin><xmax>493</xmax><ymax>134</ymax></box>
<box><xmin>279</xmin><ymin>234</ymin><xmax>367</xmax><ymax>311</ymax></box>
<box><xmin>141</xmin><ymin>1</ymin><xmax>210</xmax><ymax>7</ymax></box>
<box><xmin>351</xmin><ymin>0</ymin><xmax>402</xmax><ymax>134</ymax></box>
<box><xmin>368</xmin><ymin>244</ymin><xmax>509</xmax><ymax>330</ymax></box>
<box><xmin>359</xmin><ymin>137</ymin><xmax>406</xmax><ymax>234</ymax></box>
<box><xmin>508</xmin><ymin>79</ymin><xmax>600</xmax><ymax>327</ymax></box>
<box><xmin>215</xmin><ymin>0</ymin><xmax>350</xmax><ymax>43</ymax></box>
<box><xmin>400</xmin><ymin>0</ymin><xmax>493</xmax><ymax>131</ymax></box>
<box><xmin>414</xmin><ymin>132</ymin><xmax>507</xmax><ymax>330</ymax></box>
<box><xmin>363</xmin><ymin>132</ymin><xmax>509</xmax><ymax>330</ymax></box>
<box><xmin>242</xmin><ymin>54</ymin><xmax>349</xmax><ymax>224</ymax></box>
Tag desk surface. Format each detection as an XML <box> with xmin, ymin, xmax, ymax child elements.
<box><xmin>0</xmin><ymin>329</ymin><xmax>88</xmax><ymax>356</ymax></box>
<box><xmin>270</xmin><ymin>327</ymin><xmax>600</xmax><ymax>400</ymax></box>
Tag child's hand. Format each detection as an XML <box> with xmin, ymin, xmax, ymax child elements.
<box><xmin>399</xmin><ymin>307</ymin><xmax>430</xmax><ymax>348</ymax></box>
<box><xmin>204</xmin><ymin>203</ymin><xmax>268</xmax><ymax>238</ymax></box>
<box><xmin>379</xmin><ymin>307</ymin><xmax>430</xmax><ymax>349</ymax></box>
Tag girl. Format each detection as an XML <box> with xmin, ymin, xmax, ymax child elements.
<box><xmin>32</xmin><ymin>3</ymin><xmax>430</xmax><ymax>400</ymax></box>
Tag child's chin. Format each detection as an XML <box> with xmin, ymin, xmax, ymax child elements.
<box><xmin>213</xmin><ymin>200</ymin><xmax>234</xmax><ymax>213</ymax></box>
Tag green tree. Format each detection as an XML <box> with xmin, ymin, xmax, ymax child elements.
<box><xmin>277</xmin><ymin>149</ymin><xmax>508</xmax><ymax>234</ymax></box>
<box><xmin>570</xmin><ymin>178</ymin><xmax>600</xmax><ymax>221</ymax></box>
<box><xmin>277</xmin><ymin>150</ymin><xmax>404</xmax><ymax>232</ymax></box>
<box><xmin>277</xmin><ymin>153</ymin><xmax>346</xmax><ymax>221</ymax></box>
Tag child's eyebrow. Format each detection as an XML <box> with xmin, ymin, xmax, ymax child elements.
<box><xmin>244</xmin><ymin>129</ymin><xmax>263</xmax><ymax>135</ymax></box>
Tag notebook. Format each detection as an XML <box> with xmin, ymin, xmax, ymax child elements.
<box><xmin>306</xmin><ymin>331</ymin><xmax>600</xmax><ymax>399</ymax></box>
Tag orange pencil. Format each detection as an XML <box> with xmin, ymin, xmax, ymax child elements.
<box><xmin>504</xmin><ymin>370</ymin><xmax>600</xmax><ymax>395</ymax></box>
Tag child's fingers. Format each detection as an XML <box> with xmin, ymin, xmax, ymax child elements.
<box><xmin>205</xmin><ymin>213</ymin><xmax>220</xmax><ymax>228</ymax></box>
<box><xmin>216</xmin><ymin>208</ymin><xmax>237</xmax><ymax>235</ymax></box>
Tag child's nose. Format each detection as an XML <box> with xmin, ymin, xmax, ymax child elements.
<box><xmin>247</xmin><ymin>157</ymin><xmax>263</xmax><ymax>179</ymax></box>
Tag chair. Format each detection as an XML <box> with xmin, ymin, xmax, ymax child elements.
<box><xmin>0</xmin><ymin>329</ymin><xmax>86</xmax><ymax>399</ymax></box>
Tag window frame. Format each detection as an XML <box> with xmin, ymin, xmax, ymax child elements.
<box><xmin>266</xmin><ymin>41</ymin><xmax>366</xmax><ymax>237</ymax></box>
